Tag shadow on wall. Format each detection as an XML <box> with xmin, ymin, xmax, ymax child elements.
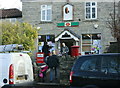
<box><xmin>107</xmin><ymin>42</ymin><xmax>120</xmax><ymax>53</ymax></box>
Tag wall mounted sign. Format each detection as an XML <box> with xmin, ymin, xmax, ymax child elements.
<box><xmin>57</xmin><ymin>22</ymin><xmax>79</xmax><ymax>27</ymax></box>
<box><xmin>65</xmin><ymin>22</ymin><xmax>71</xmax><ymax>26</ymax></box>
<box><xmin>63</xmin><ymin>4</ymin><xmax>73</xmax><ymax>20</ymax></box>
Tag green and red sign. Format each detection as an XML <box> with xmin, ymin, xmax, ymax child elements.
<box><xmin>57</xmin><ymin>22</ymin><xmax>79</xmax><ymax>27</ymax></box>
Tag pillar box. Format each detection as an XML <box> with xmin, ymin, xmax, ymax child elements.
<box><xmin>36</xmin><ymin>52</ymin><xmax>44</xmax><ymax>64</ymax></box>
<box><xmin>71</xmin><ymin>46</ymin><xmax>80</xmax><ymax>57</ymax></box>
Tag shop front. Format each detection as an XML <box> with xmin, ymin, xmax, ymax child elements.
<box><xmin>55</xmin><ymin>29</ymin><xmax>81</xmax><ymax>55</ymax></box>
<box><xmin>38</xmin><ymin>35</ymin><xmax>55</xmax><ymax>53</ymax></box>
<box><xmin>81</xmin><ymin>34</ymin><xmax>102</xmax><ymax>55</ymax></box>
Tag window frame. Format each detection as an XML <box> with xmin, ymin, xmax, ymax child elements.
<box><xmin>81</xmin><ymin>33</ymin><xmax>101</xmax><ymax>54</ymax></box>
<box><xmin>41</xmin><ymin>5</ymin><xmax>52</xmax><ymax>21</ymax></box>
<box><xmin>85</xmin><ymin>1</ymin><xmax>97</xmax><ymax>20</ymax></box>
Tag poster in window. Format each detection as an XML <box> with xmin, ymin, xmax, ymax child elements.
<box><xmin>63</xmin><ymin>4</ymin><xmax>73</xmax><ymax>21</ymax></box>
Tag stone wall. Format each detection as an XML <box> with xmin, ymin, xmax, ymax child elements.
<box><xmin>59</xmin><ymin>56</ymin><xmax>75</xmax><ymax>85</ymax></box>
<box><xmin>22</xmin><ymin>1</ymin><xmax>117</xmax><ymax>53</ymax></box>
<box><xmin>0</xmin><ymin>23</ymin><xmax>2</xmax><ymax>45</ymax></box>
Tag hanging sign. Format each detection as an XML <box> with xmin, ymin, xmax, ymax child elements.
<box><xmin>63</xmin><ymin>4</ymin><xmax>73</xmax><ymax>20</ymax></box>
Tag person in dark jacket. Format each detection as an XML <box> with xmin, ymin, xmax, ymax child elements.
<box><xmin>47</xmin><ymin>50</ymin><xmax>59</xmax><ymax>82</ymax></box>
<box><xmin>42</xmin><ymin>42</ymin><xmax>50</xmax><ymax>58</ymax></box>
<box><xmin>61</xmin><ymin>43</ymin><xmax>69</xmax><ymax>55</ymax></box>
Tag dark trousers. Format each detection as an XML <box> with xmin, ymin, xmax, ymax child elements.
<box><xmin>50</xmin><ymin>67</ymin><xmax>58</xmax><ymax>81</ymax></box>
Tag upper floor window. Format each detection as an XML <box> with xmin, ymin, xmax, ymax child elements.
<box><xmin>85</xmin><ymin>2</ymin><xmax>97</xmax><ymax>20</ymax></box>
<box><xmin>41</xmin><ymin>5</ymin><xmax>52</xmax><ymax>21</ymax></box>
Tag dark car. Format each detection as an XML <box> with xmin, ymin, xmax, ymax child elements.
<box><xmin>70</xmin><ymin>53</ymin><xmax>120</xmax><ymax>88</ymax></box>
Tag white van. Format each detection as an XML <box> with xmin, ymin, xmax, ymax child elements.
<box><xmin>0</xmin><ymin>53</ymin><xmax>34</xmax><ymax>87</ymax></box>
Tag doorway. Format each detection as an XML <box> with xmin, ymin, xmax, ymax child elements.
<box><xmin>60</xmin><ymin>39</ymin><xmax>75</xmax><ymax>55</ymax></box>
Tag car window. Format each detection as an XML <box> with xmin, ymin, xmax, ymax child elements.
<box><xmin>101</xmin><ymin>55</ymin><xmax>120</xmax><ymax>74</ymax></box>
<box><xmin>80</xmin><ymin>57</ymin><xmax>100</xmax><ymax>72</ymax></box>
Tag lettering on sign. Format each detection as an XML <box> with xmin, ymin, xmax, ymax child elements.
<box><xmin>37</xmin><ymin>54</ymin><xmax>44</xmax><ymax>57</ymax></box>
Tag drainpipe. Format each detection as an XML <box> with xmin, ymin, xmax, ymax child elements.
<box><xmin>80</xmin><ymin>35</ymin><xmax>82</xmax><ymax>54</ymax></box>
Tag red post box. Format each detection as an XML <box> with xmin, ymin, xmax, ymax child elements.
<box><xmin>71</xmin><ymin>46</ymin><xmax>80</xmax><ymax>57</ymax></box>
<box><xmin>36</xmin><ymin>52</ymin><xmax>44</xmax><ymax>63</ymax></box>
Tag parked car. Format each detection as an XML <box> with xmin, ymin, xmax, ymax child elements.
<box><xmin>0</xmin><ymin>53</ymin><xmax>34</xmax><ymax>88</ymax></box>
<box><xmin>70</xmin><ymin>53</ymin><xmax>120</xmax><ymax>88</ymax></box>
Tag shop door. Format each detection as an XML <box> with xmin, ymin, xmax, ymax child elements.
<box><xmin>60</xmin><ymin>39</ymin><xmax>75</xmax><ymax>55</ymax></box>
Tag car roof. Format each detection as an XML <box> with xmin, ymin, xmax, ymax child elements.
<box><xmin>72</xmin><ymin>53</ymin><xmax>120</xmax><ymax>70</ymax></box>
<box><xmin>81</xmin><ymin>53</ymin><xmax>120</xmax><ymax>57</ymax></box>
<box><xmin>78</xmin><ymin>53</ymin><xmax>120</xmax><ymax>59</ymax></box>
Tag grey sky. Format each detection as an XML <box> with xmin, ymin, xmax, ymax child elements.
<box><xmin>0</xmin><ymin>0</ymin><xmax>22</xmax><ymax>10</ymax></box>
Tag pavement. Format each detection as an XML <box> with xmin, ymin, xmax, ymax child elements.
<box><xmin>38</xmin><ymin>67</ymin><xmax>60</xmax><ymax>83</ymax></box>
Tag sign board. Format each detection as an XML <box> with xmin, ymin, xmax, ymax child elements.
<box><xmin>63</xmin><ymin>4</ymin><xmax>73</xmax><ymax>20</ymax></box>
<box><xmin>57</xmin><ymin>22</ymin><xmax>79</xmax><ymax>27</ymax></box>
<box><xmin>36</xmin><ymin>52</ymin><xmax>44</xmax><ymax>63</ymax></box>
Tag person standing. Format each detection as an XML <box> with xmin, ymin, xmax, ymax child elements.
<box><xmin>61</xmin><ymin>43</ymin><xmax>69</xmax><ymax>55</ymax></box>
<box><xmin>42</xmin><ymin>42</ymin><xmax>50</xmax><ymax>58</ymax></box>
<box><xmin>47</xmin><ymin>50</ymin><xmax>59</xmax><ymax>82</ymax></box>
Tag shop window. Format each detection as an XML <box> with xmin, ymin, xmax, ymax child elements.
<box><xmin>38</xmin><ymin>35</ymin><xmax>55</xmax><ymax>52</ymax></box>
<box><xmin>82</xmin><ymin>34</ymin><xmax>101</xmax><ymax>54</ymax></box>
<box><xmin>38</xmin><ymin>35</ymin><xmax>55</xmax><ymax>42</ymax></box>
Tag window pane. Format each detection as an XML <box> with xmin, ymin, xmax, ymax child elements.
<box><xmin>92</xmin><ymin>8</ymin><xmax>95</xmax><ymax>12</ymax></box>
<box><xmin>86</xmin><ymin>2</ymin><xmax>90</xmax><ymax>6</ymax></box>
<box><xmin>108</xmin><ymin>56</ymin><xmax>119</xmax><ymax>73</ymax></box>
<box><xmin>92</xmin><ymin>2</ymin><xmax>95</xmax><ymax>6</ymax></box>
<box><xmin>92</xmin><ymin>13</ymin><xmax>95</xmax><ymax>18</ymax></box>
<box><xmin>47</xmin><ymin>5</ymin><xmax>51</xmax><ymax>9</ymax></box>
<box><xmin>109</xmin><ymin>59</ymin><xmax>118</xmax><ymax>73</ymax></box>
<box><xmin>42</xmin><ymin>10</ymin><xmax>45</xmax><ymax>20</ymax></box>
<box><xmin>101</xmin><ymin>56</ymin><xmax>120</xmax><ymax>73</ymax></box>
<box><xmin>47</xmin><ymin>9</ymin><xmax>51</xmax><ymax>21</ymax></box>
<box><xmin>86</xmin><ymin>14</ymin><xmax>90</xmax><ymax>19</ymax></box>
<box><xmin>92</xmin><ymin>7</ymin><xmax>96</xmax><ymax>18</ymax></box>
<box><xmin>80</xmin><ymin>58</ymin><xmax>98</xmax><ymax>72</ymax></box>
<box><xmin>41</xmin><ymin>5</ymin><xmax>46</xmax><ymax>9</ymax></box>
<box><xmin>86</xmin><ymin>8</ymin><xmax>90</xmax><ymax>13</ymax></box>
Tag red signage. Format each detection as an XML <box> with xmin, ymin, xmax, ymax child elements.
<box><xmin>36</xmin><ymin>52</ymin><xmax>44</xmax><ymax>63</ymax></box>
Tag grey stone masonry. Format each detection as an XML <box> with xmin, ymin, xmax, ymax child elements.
<box><xmin>118</xmin><ymin>1</ymin><xmax>120</xmax><ymax>17</ymax></box>
<box><xmin>0</xmin><ymin>23</ymin><xmax>2</xmax><ymax>45</ymax></box>
<box><xmin>22</xmin><ymin>0</ymin><xmax>119</xmax><ymax>53</ymax></box>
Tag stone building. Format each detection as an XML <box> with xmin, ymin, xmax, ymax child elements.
<box><xmin>0</xmin><ymin>8</ymin><xmax>22</xmax><ymax>23</ymax></box>
<box><xmin>21</xmin><ymin>0</ymin><xmax>120</xmax><ymax>55</ymax></box>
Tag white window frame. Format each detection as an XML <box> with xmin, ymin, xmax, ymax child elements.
<box><xmin>85</xmin><ymin>2</ymin><xmax>97</xmax><ymax>20</ymax></box>
<box><xmin>41</xmin><ymin>5</ymin><xmax>52</xmax><ymax>21</ymax></box>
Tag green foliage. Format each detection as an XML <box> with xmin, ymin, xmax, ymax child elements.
<box><xmin>1</xmin><ymin>21</ymin><xmax>38</xmax><ymax>51</ymax></box>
